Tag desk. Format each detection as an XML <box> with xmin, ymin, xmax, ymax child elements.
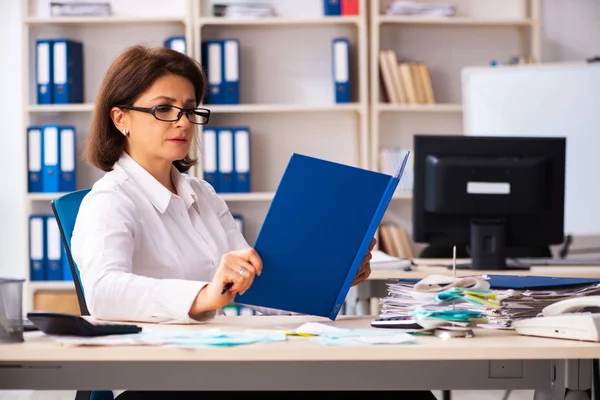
<box><xmin>0</xmin><ymin>315</ymin><xmax>599</xmax><ymax>400</ymax></box>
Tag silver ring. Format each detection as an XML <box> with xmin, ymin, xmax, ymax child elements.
<box><xmin>237</xmin><ymin>266</ymin><xmax>246</xmax><ymax>276</ymax></box>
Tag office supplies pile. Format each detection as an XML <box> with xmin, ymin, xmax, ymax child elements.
<box><xmin>379</xmin><ymin>274</ymin><xmax>600</xmax><ymax>329</ymax></box>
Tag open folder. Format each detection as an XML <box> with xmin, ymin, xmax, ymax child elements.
<box><xmin>236</xmin><ymin>152</ymin><xmax>410</xmax><ymax>320</ymax></box>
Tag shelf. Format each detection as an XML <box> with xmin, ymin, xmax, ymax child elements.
<box><xmin>24</xmin><ymin>16</ymin><xmax>186</xmax><ymax>25</ymax></box>
<box><xmin>378</xmin><ymin>15</ymin><xmax>534</xmax><ymax>27</ymax></box>
<box><xmin>28</xmin><ymin>104</ymin><xmax>95</xmax><ymax>113</ymax></box>
<box><xmin>219</xmin><ymin>192</ymin><xmax>275</xmax><ymax>202</ymax></box>
<box><xmin>28</xmin><ymin>193</ymin><xmax>67</xmax><ymax>202</ymax></box>
<box><xmin>378</xmin><ymin>104</ymin><xmax>463</xmax><ymax>113</ymax></box>
<box><xmin>210</xmin><ymin>103</ymin><xmax>362</xmax><ymax>113</ymax></box>
<box><xmin>392</xmin><ymin>191</ymin><xmax>412</xmax><ymax>200</ymax></box>
<box><xmin>198</xmin><ymin>16</ymin><xmax>361</xmax><ymax>27</ymax></box>
<box><xmin>28</xmin><ymin>281</ymin><xmax>76</xmax><ymax>291</ymax></box>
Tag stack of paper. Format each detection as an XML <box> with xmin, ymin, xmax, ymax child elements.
<box><xmin>385</xmin><ymin>1</ymin><xmax>455</xmax><ymax>17</ymax></box>
<box><xmin>370</xmin><ymin>250</ymin><xmax>411</xmax><ymax>270</ymax></box>
<box><xmin>213</xmin><ymin>3</ymin><xmax>276</xmax><ymax>18</ymax></box>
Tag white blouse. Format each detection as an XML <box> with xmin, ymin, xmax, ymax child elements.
<box><xmin>71</xmin><ymin>152</ymin><xmax>283</xmax><ymax>323</ymax></box>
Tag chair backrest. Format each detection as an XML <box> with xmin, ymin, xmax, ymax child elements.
<box><xmin>50</xmin><ymin>188</ymin><xmax>92</xmax><ymax>316</ymax></box>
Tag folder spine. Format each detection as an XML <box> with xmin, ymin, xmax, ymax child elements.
<box><xmin>332</xmin><ymin>38</ymin><xmax>351</xmax><ymax>103</ymax></box>
<box><xmin>323</xmin><ymin>0</ymin><xmax>341</xmax><ymax>15</ymax></box>
<box><xmin>329</xmin><ymin>175</ymin><xmax>400</xmax><ymax>320</ymax></box>
<box><xmin>53</xmin><ymin>39</ymin><xmax>84</xmax><ymax>104</ymax></box>
<box><xmin>36</xmin><ymin>39</ymin><xmax>54</xmax><ymax>104</ymax></box>
<box><xmin>27</xmin><ymin>126</ymin><xmax>43</xmax><ymax>193</ymax></box>
<box><xmin>164</xmin><ymin>36</ymin><xmax>186</xmax><ymax>54</ymax></box>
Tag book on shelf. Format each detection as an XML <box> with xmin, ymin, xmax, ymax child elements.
<box><xmin>213</xmin><ymin>3</ymin><xmax>276</xmax><ymax>18</ymax></box>
<box><xmin>378</xmin><ymin>223</ymin><xmax>414</xmax><ymax>259</ymax></box>
<box><xmin>384</xmin><ymin>1</ymin><xmax>455</xmax><ymax>17</ymax></box>
<box><xmin>50</xmin><ymin>2</ymin><xmax>111</xmax><ymax>17</ymax></box>
<box><xmin>379</xmin><ymin>49</ymin><xmax>435</xmax><ymax>105</ymax></box>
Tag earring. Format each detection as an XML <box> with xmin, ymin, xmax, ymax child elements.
<box><xmin>122</xmin><ymin>128</ymin><xmax>128</xmax><ymax>136</ymax></box>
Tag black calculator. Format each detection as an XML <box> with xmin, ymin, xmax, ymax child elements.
<box><xmin>27</xmin><ymin>311</ymin><xmax>142</xmax><ymax>337</ymax></box>
<box><xmin>370</xmin><ymin>316</ymin><xmax>423</xmax><ymax>329</ymax></box>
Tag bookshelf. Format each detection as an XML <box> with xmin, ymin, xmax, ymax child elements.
<box><xmin>20</xmin><ymin>0</ymin><xmax>194</xmax><ymax>311</ymax></box>
<box><xmin>369</xmin><ymin>0</ymin><xmax>543</xmax><ymax>256</ymax></box>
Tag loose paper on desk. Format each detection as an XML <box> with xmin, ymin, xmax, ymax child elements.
<box><xmin>370</xmin><ymin>250</ymin><xmax>411</xmax><ymax>270</ymax></box>
<box><xmin>295</xmin><ymin>322</ymin><xmax>416</xmax><ymax>346</ymax></box>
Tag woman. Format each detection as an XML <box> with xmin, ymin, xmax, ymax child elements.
<box><xmin>71</xmin><ymin>45</ymin><xmax>434</xmax><ymax>400</ymax></box>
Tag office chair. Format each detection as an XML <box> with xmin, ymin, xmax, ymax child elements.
<box><xmin>51</xmin><ymin>189</ymin><xmax>114</xmax><ymax>400</ymax></box>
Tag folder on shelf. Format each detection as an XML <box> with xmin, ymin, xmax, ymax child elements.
<box><xmin>36</xmin><ymin>39</ymin><xmax>54</xmax><ymax>104</ymax></box>
<box><xmin>332</xmin><ymin>38</ymin><xmax>351</xmax><ymax>103</ymax></box>
<box><xmin>232</xmin><ymin>213</ymin><xmax>244</xmax><ymax>236</ymax></box>
<box><xmin>223</xmin><ymin>39</ymin><xmax>240</xmax><ymax>104</ymax></box>
<box><xmin>233</xmin><ymin>127</ymin><xmax>251</xmax><ymax>193</ymax></box>
<box><xmin>202</xmin><ymin>127</ymin><xmax>219</xmax><ymax>191</ymax></box>
<box><xmin>27</xmin><ymin>126</ymin><xmax>43</xmax><ymax>193</ymax></box>
<box><xmin>217</xmin><ymin>128</ymin><xmax>234</xmax><ymax>193</ymax></box>
<box><xmin>201</xmin><ymin>40</ymin><xmax>224</xmax><ymax>104</ymax></box>
<box><xmin>323</xmin><ymin>0</ymin><xmax>341</xmax><ymax>15</ymax></box>
<box><xmin>42</xmin><ymin>125</ymin><xmax>60</xmax><ymax>193</ymax></box>
<box><xmin>29</xmin><ymin>215</ymin><xmax>46</xmax><ymax>281</ymax></box>
<box><xmin>164</xmin><ymin>36</ymin><xmax>186</xmax><ymax>54</ymax></box>
<box><xmin>341</xmin><ymin>0</ymin><xmax>359</xmax><ymax>15</ymax></box>
<box><xmin>45</xmin><ymin>216</ymin><xmax>63</xmax><ymax>281</ymax></box>
<box><xmin>52</xmin><ymin>39</ymin><xmax>84</xmax><ymax>104</ymax></box>
<box><xmin>236</xmin><ymin>151</ymin><xmax>411</xmax><ymax>320</ymax></box>
<box><xmin>59</xmin><ymin>126</ymin><xmax>76</xmax><ymax>192</ymax></box>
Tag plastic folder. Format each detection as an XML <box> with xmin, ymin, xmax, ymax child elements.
<box><xmin>236</xmin><ymin>152</ymin><xmax>410</xmax><ymax>320</ymax></box>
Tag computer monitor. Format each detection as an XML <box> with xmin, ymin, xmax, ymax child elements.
<box><xmin>412</xmin><ymin>135</ymin><xmax>566</xmax><ymax>270</ymax></box>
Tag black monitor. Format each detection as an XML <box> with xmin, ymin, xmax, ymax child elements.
<box><xmin>412</xmin><ymin>135</ymin><xmax>566</xmax><ymax>270</ymax></box>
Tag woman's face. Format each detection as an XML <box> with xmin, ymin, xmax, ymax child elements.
<box><xmin>120</xmin><ymin>74</ymin><xmax>196</xmax><ymax>166</ymax></box>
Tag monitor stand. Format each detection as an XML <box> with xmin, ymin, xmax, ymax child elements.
<box><xmin>450</xmin><ymin>219</ymin><xmax>531</xmax><ymax>271</ymax></box>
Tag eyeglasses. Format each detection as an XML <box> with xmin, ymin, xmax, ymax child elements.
<box><xmin>119</xmin><ymin>105</ymin><xmax>210</xmax><ymax>125</ymax></box>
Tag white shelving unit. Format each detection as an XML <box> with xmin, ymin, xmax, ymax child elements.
<box><xmin>191</xmin><ymin>0</ymin><xmax>369</xmax><ymax>243</ymax></box>
<box><xmin>369</xmin><ymin>0</ymin><xmax>542</xmax><ymax>254</ymax></box>
<box><xmin>21</xmin><ymin>0</ymin><xmax>194</xmax><ymax>311</ymax></box>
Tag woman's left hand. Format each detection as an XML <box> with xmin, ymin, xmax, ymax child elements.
<box><xmin>352</xmin><ymin>237</ymin><xmax>375</xmax><ymax>286</ymax></box>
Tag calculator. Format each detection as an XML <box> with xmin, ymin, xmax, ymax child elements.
<box><xmin>27</xmin><ymin>311</ymin><xmax>142</xmax><ymax>337</ymax></box>
<box><xmin>370</xmin><ymin>316</ymin><xmax>423</xmax><ymax>329</ymax></box>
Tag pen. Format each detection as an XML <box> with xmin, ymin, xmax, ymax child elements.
<box><xmin>221</xmin><ymin>282</ymin><xmax>233</xmax><ymax>295</ymax></box>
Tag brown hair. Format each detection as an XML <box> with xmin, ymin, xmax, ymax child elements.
<box><xmin>87</xmin><ymin>45</ymin><xmax>206</xmax><ymax>172</ymax></box>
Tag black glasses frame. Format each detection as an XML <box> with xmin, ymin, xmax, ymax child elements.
<box><xmin>119</xmin><ymin>105</ymin><xmax>211</xmax><ymax>125</ymax></box>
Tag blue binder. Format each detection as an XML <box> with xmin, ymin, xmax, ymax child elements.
<box><xmin>164</xmin><ymin>36</ymin><xmax>186</xmax><ymax>54</ymax></box>
<box><xmin>217</xmin><ymin>127</ymin><xmax>234</xmax><ymax>193</ymax></box>
<box><xmin>29</xmin><ymin>215</ymin><xmax>46</xmax><ymax>281</ymax></box>
<box><xmin>223</xmin><ymin>39</ymin><xmax>240</xmax><ymax>104</ymax></box>
<box><xmin>45</xmin><ymin>216</ymin><xmax>63</xmax><ymax>281</ymax></box>
<box><xmin>233</xmin><ymin>127</ymin><xmax>251</xmax><ymax>192</ymax></box>
<box><xmin>42</xmin><ymin>125</ymin><xmax>60</xmax><ymax>193</ymax></box>
<box><xmin>52</xmin><ymin>39</ymin><xmax>84</xmax><ymax>104</ymax></box>
<box><xmin>201</xmin><ymin>40</ymin><xmax>224</xmax><ymax>104</ymax></box>
<box><xmin>332</xmin><ymin>38</ymin><xmax>350</xmax><ymax>103</ymax></box>
<box><xmin>202</xmin><ymin>127</ymin><xmax>219</xmax><ymax>191</ymax></box>
<box><xmin>323</xmin><ymin>0</ymin><xmax>341</xmax><ymax>15</ymax></box>
<box><xmin>236</xmin><ymin>151</ymin><xmax>411</xmax><ymax>319</ymax></box>
<box><xmin>27</xmin><ymin>126</ymin><xmax>43</xmax><ymax>193</ymax></box>
<box><xmin>59</xmin><ymin>126</ymin><xmax>76</xmax><ymax>192</ymax></box>
<box><xmin>36</xmin><ymin>39</ymin><xmax>54</xmax><ymax>104</ymax></box>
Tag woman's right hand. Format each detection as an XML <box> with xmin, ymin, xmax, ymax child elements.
<box><xmin>189</xmin><ymin>248</ymin><xmax>263</xmax><ymax>317</ymax></box>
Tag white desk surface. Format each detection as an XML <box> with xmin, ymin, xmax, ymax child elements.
<box><xmin>3</xmin><ymin>315</ymin><xmax>600</xmax><ymax>363</ymax></box>
<box><xmin>369</xmin><ymin>259</ymin><xmax>600</xmax><ymax>280</ymax></box>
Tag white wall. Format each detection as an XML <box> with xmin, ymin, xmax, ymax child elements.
<box><xmin>1</xmin><ymin>0</ymin><xmax>600</xmax><ymax>279</ymax></box>
<box><xmin>0</xmin><ymin>0</ymin><xmax>24</xmax><ymax>279</ymax></box>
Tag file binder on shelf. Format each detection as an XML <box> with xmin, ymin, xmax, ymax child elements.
<box><xmin>36</xmin><ymin>39</ymin><xmax>54</xmax><ymax>104</ymax></box>
<box><xmin>27</xmin><ymin>126</ymin><xmax>43</xmax><ymax>193</ymax></box>
<box><xmin>341</xmin><ymin>0</ymin><xmax>359</xmax><ymax>15</ymax></box>
<box><xmin>323</xmin><ymin>0</ymin><xmax>341</xmax><ymax>15</ymax></box>
<box><xmin>45</xmin><ymin>216</ymin><xmax>62</xmax><ymax>281</ymax></box>
<box><xmin>332</xmin><ymin>38</ymin><xmax>351</xmax><ymax>103</ymax></box>
<box><xmin>164</xmin><ymin>36</ymin><xmax>186</xmax><ymax>54</ymax></box>
<box><xmin>29</xmin><ymin>215</ymin><xmax>46</xmax><ymax>281</ymax></box>
<box><xmin>223</xmin><ymin>39</ymin><xmax>240</xmax><ymax>104</ymax></box>
<box><xmin>42</xmin><ymin>125</ymin><xmax>60</xmax><ymax>193</ymax></box>
<box><xmin>201</xmin><ymin>40</ymin><xmax>224</xmax><ymax>104</ymax></box>
<box><xmin>202</xmin><ymin>127</ymin><xmax>219</xmax><ymax>191</ymax></box>
<box><xmin>236</xmin><ymin>151</ymin><xmax>411</xmax><ymax>320</ymax></box>
<box><xmin>52</xmin><ymin>39</ymin><xmax>84</xmax><ymax>104</ymax></box>
<box><xmin>59</xmin><ymin>126</ymin><xmax>76</xmax><ymax>192</ymax></box>
<box><xmin>217</xmin><ymin>128</ymin><xmax>234</xmax><ymax>193</ymax></box>
<box><xmin>233</xmin><ymin>127</ymin><xmax>251</xmax><ymax>193</ymax></box>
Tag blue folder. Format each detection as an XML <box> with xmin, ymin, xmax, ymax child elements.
<box><xmin>52</xmin><ymin>39</ymin><xmax>84</xmax><ymax>104</ymax></box>
<box><xmin>236</xmin><ymin>151</ymin><xmax>410</xmax><ymax>320</ymax></box>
